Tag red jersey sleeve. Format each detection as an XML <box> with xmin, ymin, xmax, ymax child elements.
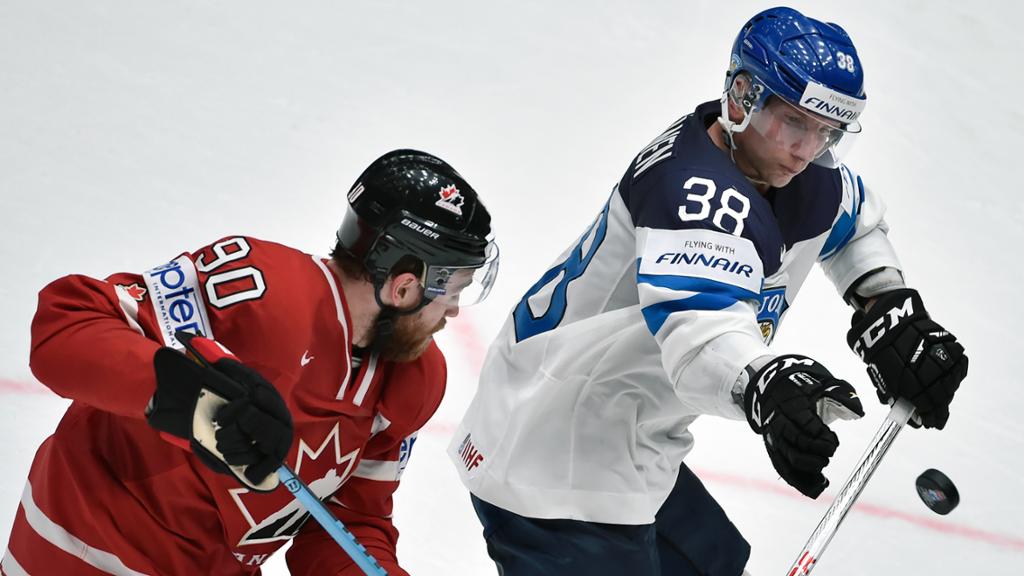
<box><xmin>30</xmin><ymin>272</ymin><xmax>163</xmax><ymax>418</ymax></box>
<box><xmin>286</xmin><ymin>343</ymin><xmax>447</xmax><ymax>576</ymax></box>
<box><xmin>29</xmin><ymin>235</ymin><xmax>319</xmax><ymax>419</ymax></box>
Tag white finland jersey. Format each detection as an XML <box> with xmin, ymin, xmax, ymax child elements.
<box><xmin>450</xmin><ymin>101</ymin><xmax>902</xmax><ymax>525</ymax></box>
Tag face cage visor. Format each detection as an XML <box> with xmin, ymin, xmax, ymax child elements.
<box><xmin>421</xmin><ymin>240</ymin><xmax>499</xmax><ymax>308</ymax></box>
<box><xmin>749</xmin><ymin>95</ymin><xmax>861</xmax><ymax>167</ymax></box>
<box><xmin>728</xmin><ymin>76</ymin><xmax>864</xmax><ymax>168</ymax></box>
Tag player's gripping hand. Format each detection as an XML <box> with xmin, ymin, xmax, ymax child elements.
<box><xmin>744</xmin><ymin>355</ymin><xmax>864</xmax><ymax>498</ymax></box>
<box><xmin>147</xmin><ymin>331</ymin><xmax>293</xmax><ymax>491</ymax></box>
<box><xmin>847</xmin><ymin>288</ymin><xmax>968</xmax><ymax>430</ymax></box>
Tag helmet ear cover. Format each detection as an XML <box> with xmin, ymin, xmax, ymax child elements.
<box><xmin>725</xmin><ymin>72</ymin><xmax>764</xmax><ymax>118</ymax></box>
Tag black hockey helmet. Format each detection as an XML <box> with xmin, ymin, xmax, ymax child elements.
<box><xmin>336</xmin><ymin>149</ymin><xmax>498</xmax><ymax>307</ymax></box>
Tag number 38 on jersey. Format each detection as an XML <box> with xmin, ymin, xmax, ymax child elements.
<box><xmin>678</xmin><ymin>177</ymin><xmax>750</xmax><ymax>236</ymax></box>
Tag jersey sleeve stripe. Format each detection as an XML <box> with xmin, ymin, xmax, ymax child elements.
<box><xmin>352</xmin><ymin>459</ymin><xmax>402</xmax><ymax>482</ymax></box>
<box><xmin>641</xmin><ymin>293</ymin><xmax>746</xmax><ymax>335</ymax></box>
<box><xmin>1</xmin><ymin>550</ymin><xmax>28</xmax><ymax>576</ymax></box>
<box><xmin>820</xmin><ymin>168</ymin><xmax>864</xmax><ymax>261</ymax></box>
<box><xmin>637</xmin><ymin>273</ymin><xmax>760</xmax><ymax>300</ymax></box>
<box><xmin>17</xmin><ymin>481</ymin><xmax>147</xmax><ymax>576</ymax></box>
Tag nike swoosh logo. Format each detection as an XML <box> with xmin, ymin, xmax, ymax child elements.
<box><xmin>301</xmin><ymin>351</ymin><xmax>314</xmax><ymax>366</ymax></box>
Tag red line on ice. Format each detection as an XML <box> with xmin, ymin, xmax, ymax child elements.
<box><xmin>0</xmin><ymin>378</ymin><xmax>48</xmax><ymax>395</ymax></box>
<box><xmin>448</xmin><ymin>308</ymin><xmax>488</xmax><ymax>376</ymax></box>
<box><xmin>693</xmin><ymin>468</ymin><xmax>1024</xmax><ymax>553</ymax></box>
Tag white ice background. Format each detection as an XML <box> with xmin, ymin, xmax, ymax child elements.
<box><xmin>1</xmin><ymin>1</ymin><xmax>1022</xmax><ymax>574</ymax></box>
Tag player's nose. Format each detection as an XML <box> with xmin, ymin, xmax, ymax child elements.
<box><xmin>791</xmin><ymin>133</ymin><xmax>822</xmax><ymax>163</ymax></box>
<box><xmin>793</xmin><ymin>143</ymin><xmax>817</xmax><ymax>163</ymax></box>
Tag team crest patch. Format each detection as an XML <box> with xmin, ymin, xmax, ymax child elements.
<box><xmin>118</xmin><ymin>283</ymin><xmax>147</xmax><ymax>302</ymax></box>
<box><xmin>756</xmin><ymin>286</ymin><xmax>788</xmax><ymax>346</ymax></box>
<box><xmin>435</xmin><ymin>184</ymin><xmax>464</xmax><ymax>216</ymax></box>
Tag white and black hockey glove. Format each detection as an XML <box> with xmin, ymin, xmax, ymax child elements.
<box><xmin>148</xmin><ymin>332</ymin><xmax>293</xmax><ymax>492</ymax></box>
<box><xmin>847</xmin><ymin>288</ymin><xmax>968</xmax><ymax>430</ymax></box>
<box><xmin>744</xmin><ymin>355</ymin><xmax>864</xmax><ymax>498</ymax></box>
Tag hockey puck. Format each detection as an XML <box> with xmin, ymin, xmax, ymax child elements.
<box><xmin>915</xmin><ymin>469</ymin><xmax>959</xmax><ymax>515</ymax></box>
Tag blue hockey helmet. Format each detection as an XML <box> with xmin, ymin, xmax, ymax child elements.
<box><xmin>721</xmin><ymin>7</ymin><xmax>867</xmax><ymax>167</ymax></box>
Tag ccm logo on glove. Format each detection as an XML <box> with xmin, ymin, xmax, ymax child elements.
<box><xmin>847</xmin><ymin>289</ymin><xmax>968</xmax><ymax>430</ymax></box>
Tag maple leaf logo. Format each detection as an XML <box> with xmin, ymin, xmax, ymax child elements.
<box><xmin>119</xmin><ymin>283</ymin><xmax>147</xmax><ymax>302</ymax></box>
<box><xmin>230</xmin><ymin>422</ymin><xmax>360</xmax><ymax>546</ymax></box>
<box><xmin>439</xmin><ymin>184</ymin><xmax>458</xmax><ymax>200</ymax></box>
<box><xmin>435</xmin><ymin>185</ymin><xmax>464</xmax><ymax>215</ymax></box>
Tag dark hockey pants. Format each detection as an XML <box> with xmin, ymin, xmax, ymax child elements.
<box><xmin>471</xmin><ymin>463</ymin><xmax>750</xmax><ymax>576</ymax></box>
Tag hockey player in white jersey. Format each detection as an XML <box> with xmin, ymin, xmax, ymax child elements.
<box><xmin>450</xmin><ymin>6</ymin><xmax>969</xmax><ymax>576</ymax></box>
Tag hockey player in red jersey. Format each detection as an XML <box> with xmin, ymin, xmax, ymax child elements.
<box><xmin>1</xmin><ymin>149</ymin><xmax>498</xmax><ymax>576</ymax></box>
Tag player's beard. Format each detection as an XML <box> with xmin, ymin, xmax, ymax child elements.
<box><xmin>378</xmin><ymin>312</ymin><xmax>446</xmax><ymax>363</ymax></box>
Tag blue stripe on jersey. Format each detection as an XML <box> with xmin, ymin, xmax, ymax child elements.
<box><xmin>819</xmin><ymin>170</ymin><xmax>864</xmax><ymax>261</ymax></box>
<box><xmin>636</xmin><ymin>272</ymin><xmax>760</xmax><ymax>300</ymax></box>
<box><xmin>638</xmin><ymin>273</ymin><xmax>760</xmax><ymax>335</ymax></box>
<box><xmin>642</xmin><ymin>294</ymin><xmax>740</xmax><ymax>335</ymax></box>
<box><xmin>513</xmin><ymin>199</ymin><xmax>612</xmax><ymax>342</ymax></box>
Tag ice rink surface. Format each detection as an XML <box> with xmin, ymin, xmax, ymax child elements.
<box><xmin>2</xmin><ymin>1</ymin><xmax>1022</xmax><ymax>574</ymax></box>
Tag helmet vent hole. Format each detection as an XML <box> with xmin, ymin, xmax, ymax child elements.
<box><xmin>776</xmin><ymin>65</ymin><xmax>805</xmax><ymax>93</ymax></box>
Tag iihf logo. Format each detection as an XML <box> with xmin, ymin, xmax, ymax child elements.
<box><xmin>457</xmin><ymin>433</ymin><xmax>484</xmax><ymax>472</ymax></box>
<box><xmin>435</xmin><ymin>184</ymin><xmax>464</xmax><ymax>216</ymax></box>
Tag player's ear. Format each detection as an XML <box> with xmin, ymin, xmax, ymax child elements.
<box><xmin>388</xmin><ymin>272</ymin><xmax>424</xmax><ymax>311</ymax></box>
<box><xmin>726</xmin><ymin>75</ymin><xmax>748</xmax><ymax>122</ymax></box>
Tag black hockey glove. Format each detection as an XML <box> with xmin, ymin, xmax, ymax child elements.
<box><xmin>148</xmin><ymin>332</ymin><xmax>293</xmax><ymax>491</ymax></box>
<box><xmin>744</xmin><ymin>355</ymin><xmax>864</xmax><ymax>498</ymax></box>
<box><xmin>847</xmin><ymin>288</ymin><xmax>968</xmax><ymax>430</ymax></box>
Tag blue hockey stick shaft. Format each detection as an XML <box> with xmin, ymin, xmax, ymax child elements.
<box><xmin>278</xmin><ymin>465</ymin><xmax>388</xmax><ymax>576</ymax></box>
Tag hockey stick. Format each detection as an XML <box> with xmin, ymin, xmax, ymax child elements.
<box><xmin>187</xmin><ymin>388</ymin><xmax>389</xmax><ymax>575</ymax></box>
<box><xmin>786</xmin><ymin>398</ymin><xmax>915</xmax><ymax>575</ymax></box>
<box><xmin>277</xmin><ymin>465</ymin><xmax>388</xmax><ymax>576</ymax></box>
<box><xmin>189</xmin><ymin>389</ymin><xmax>388</xmax><ymax>575</ymax></box>
<box><xmin>172</xmin><ymin>332</ymin><xmax>388</xmax><ymax>576</ymax></box>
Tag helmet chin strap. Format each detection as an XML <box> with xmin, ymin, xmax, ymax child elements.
<box><xmin>717</xmin><ymin>91</ymin><xmax>751</xmax><ymax>151</ymax></box>
<box><xmin>717</xmin><ymin>91</ymin><xmax>771</xmax><ymax>189</ymax></box>
<box><xmin>368</xmin><ymin>272</ymin><xmax>431</xmax><ymax>353</ymax></box>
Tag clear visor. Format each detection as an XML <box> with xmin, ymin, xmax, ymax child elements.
<box><xmin>421</xmin><ymin>241</ymin><xmax>499</xmax><ymax>307</ymax></box>
<box><xmin>748</xmin><ymin>95</ymin><xmax>860</xmax><ymax>166</ymax></box>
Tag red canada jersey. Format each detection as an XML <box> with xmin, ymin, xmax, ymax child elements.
<box><xmin>2</xmin><ymin>236</ymin><xmax>446</xmax><ymax>576</ymax></box>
